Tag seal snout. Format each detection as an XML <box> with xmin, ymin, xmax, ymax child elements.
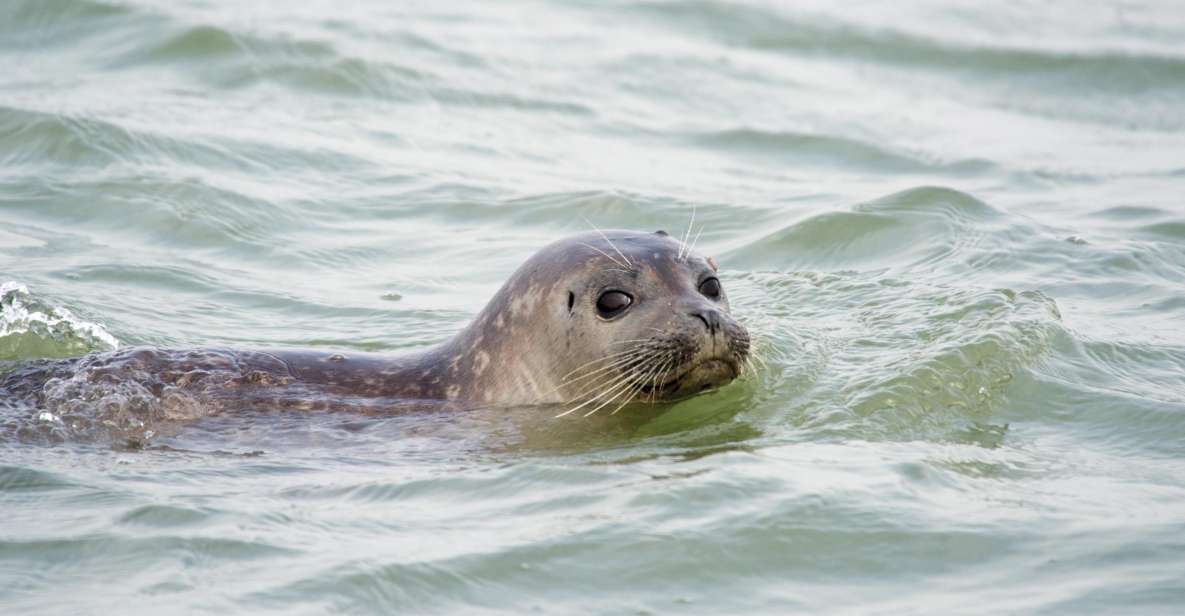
<box><xmin>690</xmin><ymin>307</ymin><xmax>723</xmax><ymax>335</ymax></box>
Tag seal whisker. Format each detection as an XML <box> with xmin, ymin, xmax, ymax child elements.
<box><xmin>549</xmin><ymin>357</ymin><xmax>642</xmax><ymax>401</ymax></box>
<box><xmin>597</xmin><ymin>358</ymin><xmax>661</xmax><ymax>416</ymax></box>
<box><xmin>686</xmin><ymin>225</ymin><xmax>704</xmax><ymax>260</ymax></box>
<box><xmin>561</xmin><ymin>359</ymin><xmax>645</xmax><ymax>400</ymax></box>
<box><xmin>572</xmin><ymin>351</ymin><xmax>661</xmax><ymax>417</ymax></box>
<box><xmin>655</xmin><ymin>359</ymin><xmax>675</xmax><ymax>391</ymax></box>
<box><xmin>748</xmin><ymin>346</ymin><xmax>768</xmax><ymax>371</ymax></box>
<box><xmin>743</xmin><ymin>354</ymin><xmax>758</xmax><ymax>378</ymax></box>
<box><xmin>557</xmin><ymin>349</ymin><xmax>651</xmax><ymax>394</ymax></box>
<box><xmin>557</xmin><ymin>371</ymin><xmax>638</xmax><ymax>418</ymax></box>
<box><xmin>609</xmin><ymin>379</ymin><xmax>648</xmax><ymax>415</ymax></box>
<box><xmin>560</xmin><ymin>374</ymin><xmax>627</xmax><ymax>411</ymax></box>
<box><xmin>581</xmin><ymin>216</ymin><xmax>632</xmax><ymax>267</ymax></box>
<box><xmin>558</xmin><ymin>361</ymin><xmax>632</xmax><ymax>389</ymax></box>
<box><xmin>611</xmin><ymin>358</ymin><xmax>666</xmax><ymax>414</ymax></box>
<box><xmin>646</xmin><ymin>357</ymin><xmax>671</xmax><ymax>402</ymax></box>
<box><xmin>678</xmin><ymin>205</ymin><xmax>696</xmax><ymax>261</ymax></box>
<box><xmin>560</xmin><ymin>354</ymin><xmax>647</xmax><ymax>389</ymax></box>
<box><xmin>582</xmin><ymin>374</ymin><xmax>639</xmax><ymax>417</ymax></box>
<box><xmin>652</xmin><ymin>356</ymin><xmax>679</xmax><ymax>402</ymax></box>
<box><xmin>579</xmin><ymin>242</ymin><xmax>628</xmax><ymax>269</ymax></box>
<box><xmin>561</xmin><ymin>347</ymin><xmax>639</xmax><ymax>373</ymax></box>
<box><xmin>560</xmin><ymin>348</ymin><xmax>644</xmax><ymax>381</ymax></box>
<box><xmin>638</xmin><ymin>349</ymin><xmax>676</xmax><ymax>386</ymax></box>
<box><xmin>553</xmin><ymin>364</ymin><xmax>644</xmax><ymax>403</ymax></box>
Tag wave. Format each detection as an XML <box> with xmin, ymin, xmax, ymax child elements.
<box><xmin>0</xmin><ymin>0</ymin><xmax>135</xmax><ymax>48</ymax></box>
<box><xmin>721</xmin><ymin>186</ymin><xmax>998</xmax><ymax>272</ymax></box>
<box><xmin>687</xmin><ymin>128</ymin><xmax>994</xmax><ymax>175</ymax></box>
<box><xmin>0</xmin><ymin>464</ymin><xmax>80</xmax><ymax>492</ymax></box>
<box><xmin>0</xmin><ymin>281</ymin><xmax>118</xmax><ymax>362</ymax></box>
<box><xmin>631</xmin><ymin>0</ymin><xmax>1185</xmax><ymax>93</ymax></box>
<box><xmin>733</xmin><ymin>269</ymin><xmax>1063</xmax><ymax>443</ymax></box>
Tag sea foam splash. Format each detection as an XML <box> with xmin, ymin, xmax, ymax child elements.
<box><xmin>0</xmin><ymin>281</ymin><xmax>119</xmax><ymax>361</ymax></box>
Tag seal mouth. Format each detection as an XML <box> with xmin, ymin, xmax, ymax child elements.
<box><xmin>638</xmin><ymin>357</ymin><xmax>740</xmax><ymax>399</ymax></box>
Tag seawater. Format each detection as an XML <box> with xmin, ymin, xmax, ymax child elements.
<box><xmin>2</xmin><ymin>1</ymin><xmax>1185</xmax><ymax>613</ymax></box>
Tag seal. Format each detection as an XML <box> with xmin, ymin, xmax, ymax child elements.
<box><xmin>1</xmin><ymin>230</ymin><xmax>750</xmax><ymax>423</ymax></box>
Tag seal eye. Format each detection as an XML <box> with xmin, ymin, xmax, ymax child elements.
<box><xmin>596</xmin><ymin>291</ymin><xmax>633</xmax><ymax>318</ymax></box>
<box><xmin>699</xmin><ymin>277</ymin><xmax>721</xmax><ymax>299</ymax></box>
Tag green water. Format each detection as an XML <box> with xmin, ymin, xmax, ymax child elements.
<box><xmin>3</xmin><ymin>0</ymin><xmax>1185</xmax><ymax>613</ymax></box>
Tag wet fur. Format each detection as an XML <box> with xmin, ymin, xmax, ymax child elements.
<box><xmin>1</xmin><ymin>231</ymin><xmax>749</xmax><ymax>420</ymax></box>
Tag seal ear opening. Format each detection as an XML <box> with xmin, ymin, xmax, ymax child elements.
<box><xmin>567</xmin><ymin>291</ymin><xmax>575</xmax><ymax>314</ymax></box>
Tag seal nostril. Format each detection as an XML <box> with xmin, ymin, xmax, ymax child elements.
<box><xmin>708</xmin><ymin>310</ymin><xmax>721</xmax><ymax>335</ymax></box>
<box><xmin>690</xmin><ymin>309</ymin><xmax>723</xmax><ymax>335</ymax></box>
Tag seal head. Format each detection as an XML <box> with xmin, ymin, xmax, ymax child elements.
<box><xmin>444</xmin><ymin>229</ymin><xmax>751</xmax><ymax>413</ymax></box>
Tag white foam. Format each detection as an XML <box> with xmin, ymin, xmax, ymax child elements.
<box><xmin>0</xmin><ymin>281</ymin><xmax>120</xmax><ymax>353</ymax></box>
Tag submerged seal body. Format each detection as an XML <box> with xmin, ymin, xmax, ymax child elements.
<box><xmin>2</xmin><ymin>230</ymin><xmax>750</xmax><ymax>422</ymax></box>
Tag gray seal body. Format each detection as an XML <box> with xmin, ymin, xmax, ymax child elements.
<box><xmin>1</xmin><ymin>231</ymin><xmax>750</xmax><ymax>420</ymax></box>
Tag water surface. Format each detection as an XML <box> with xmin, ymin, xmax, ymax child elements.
<box><xmin>3</xmin><ymin>0</ymin><xmax>1185</xmax><ymax>613</ymax></box>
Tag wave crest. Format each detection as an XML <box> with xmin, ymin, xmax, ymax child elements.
<box><xmin>0</xmin><ymin>281</ymin><xmax>118</xmax><ymax>362</ymax></box>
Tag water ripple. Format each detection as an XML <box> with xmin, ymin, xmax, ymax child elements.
<box><xmin>3</xmin><ymin>0</ymin><xmax>1185</xmax><ymax>612</ymax></box>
